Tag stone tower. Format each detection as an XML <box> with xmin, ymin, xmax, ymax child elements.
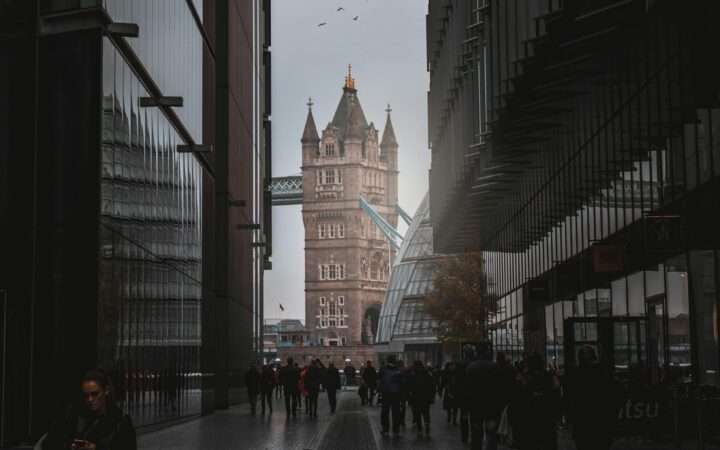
<box><xmin>301</xmin><ymin>67</ymin><xmax>399</xmax><ymax>347</ymax></box>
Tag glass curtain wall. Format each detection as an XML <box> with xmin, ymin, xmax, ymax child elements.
<box><xmin>98</xmin><ymin>0</ymin><xmax>205</xmax><ymax>427</ymax></box>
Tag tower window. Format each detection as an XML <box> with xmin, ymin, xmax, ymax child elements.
<box><xmin>325</xmin><ymin>170</ymin><xmax>335</xmax><ymax>184</ymax></box>
<box><xmin>338</xmin><ymin>223</ymin><xmax>345</xmax><ymax>238</ymax></box>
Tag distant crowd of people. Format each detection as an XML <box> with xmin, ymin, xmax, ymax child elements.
<box><xmin>244</xmin><ymin>358</ymin><xmax>345</xmax><ymax>418</ymax></box>
<box><xmin>434</xmin><ymin>345</ymin><xmax>617</xmax><ymax>450</ymax></box>
<box><xmin>244</xmin><ymin>345</ymin><xmax>617</xmax><ymax>450</ymax></box>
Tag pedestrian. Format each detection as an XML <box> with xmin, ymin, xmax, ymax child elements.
<box><xmin>43</xmin><ymin>369</ymin><xmax>137</xmax><ymax>450</ymax></box>
<box><xmin>245</xmin><ymin>364</ymin><xmax>261</xmax><ymax>415</ymax></box>
<box><xmin>455</xmin><ymin>360</ymin><xmax>471</xmax><ymax>443</ymax></box>
<box><xmin>294</xmin><ymin>362</ymin><xmax>303</xmax><ymax>412</ymax></box>
<box><xmin>305</xmin><ymin>360</ymin><xmax>322</xmax><ymax>418</ymax></box>
<box><xmin>565</xmin><ymin>346</ymin><xmax>618</xmax><ymax>450</ymax></box>
<box><xmin>323</xmin><ymin>362</ymin><xmax>341</xmax><ymax>413</ymax></box>
<box><xmin>273</xmin><ymin>366</ymin><xmax>282</xmax><ymax>400</ymax></box>
<box><xmin>279</xmin><ymin>357</ymin><xmax>300</xmax><ymax>417</ymax></box>
<box><xmin>409</xmin><ymin>360</ymin><xmax>436</xmax><ymax>436</ymax></box>
<box><xmin>511</xmin><ymin>353</ymin><xmax>560</xmax><ymax>450</ymax></box>
<box><xmin>359</xmin><ymin>379</ymin><xmax>368</xmax><ymax>405</ymax></box>
<box><xmin>299</xmin><ymin>364</ymin><xmax>310</xmax><ymax>415</ymax></box>
<box><xmin>465</xmin><ymin>347</ymin><xmax>513</xmax><ymax>450</ymax></box>
<box><xmin>397</xmin><ymin>359</ymin><xmax>410</xmax><ymax>429</ymax></box>
<box><xmin>344</xmin><ymin>363</ymin><xmax>357</xmax><ymax>387</ymax></box>
<box><xmin>362</xmin><ymin>360</ymin><xmax>378</xmax><ymax>406</ymax></box>
<box><xmin>260</xmin><ymin>365</ymin><xmax>275</xmax><ymax>415</ymax></box>
<box><xmin>378</xmin><ymin>355</ymin><xmax>404</xmax><ymax>435</ymax></box>
<box><xmin>441</xmin><ymin>362</ymin><xmax>459</xmax><ymax>425</ymax></box>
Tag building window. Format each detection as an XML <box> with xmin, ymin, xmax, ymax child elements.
<box><xmin>320</xmin><ymin>264</ymin><xmax>346</xmax><ymax>280</ymax></box>
<box><xmin>319</xmin><ymin>223</ymin><xmax>346</xmax><ymax>239</ymax></box>
<box><xmin>338</xmin><ymin>296</ymin><xmax>345</xmax><ymax>305</ymax></box>
<box><xmin>320</xmin><ymin>296</ymin><xmax>326</xmax><ymax>306</ymax></box>
<box><xmin>341</xmin><ymin>337</ymin><xmax>347</xmax><ymax>345</ymax></box>
<box><xmin>339</xmin><ymin>318</ymin><xmax>345</xmax><ymax>327</ymax></box>
<box><xmin>325</xmin><ymin>143</ymin><xmax>335</xmax><ymax>156</ymax></box>
<box><xmin>318</xmin><ymin>169</ymin><xmax>342</xmax><ymax>185</ymax></box>
<box><xmin>320</xmin><ymin>338</ymin><xmax>325</xmax><ymax>345</ymax></box>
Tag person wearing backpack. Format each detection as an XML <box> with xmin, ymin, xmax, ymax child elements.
<box><xmin>378</xmin><ymin>355</ymin><xmax>404</xmax><ymax>435</ymax></box>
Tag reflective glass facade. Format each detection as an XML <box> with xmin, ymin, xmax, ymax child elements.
<box><xmin>100</xmin><ymin>38</ymin><xmax>204</xmax><ymax>425</ymax></box>
<box><xmin>103</xmin><ymin>0</ymin><xmax>204</xmax><ymax>142</ymax></box>
<box><xmin>377</xmin><ymin>194</ymin><xmax>440</xmax><ymax>345</ymax></box>
<box><xmin>0</xmin><ymin>0</ymin><xmax>270</xmax><ymax>443</ymax></box>
<box><xmin>429</xmin><ymin>0</ymin><xmax>720</xmax><ymax>441</ymax></box>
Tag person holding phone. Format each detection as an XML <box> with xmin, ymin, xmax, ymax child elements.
<box><xmin>43</xmin><ymin>369</ymin><xmax>137</xmax><ymax>450</ymax></box>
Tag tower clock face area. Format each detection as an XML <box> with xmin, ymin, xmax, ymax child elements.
<box><xmin>301</xmin><ymin>68</ymin><xmax>399</xmax><ymax>347</ymax></box>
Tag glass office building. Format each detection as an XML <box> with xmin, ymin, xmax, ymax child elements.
<box><xmin>429</xmin><ymin>0</ymin><xmax>720</xmax><ymax>441</ymax></box>
<box><xmin>376</xmin><ymin>194</ymin><xmax>443</xmax><ymax>363</ymax></box>
<box><xmin>1</xmin><ymin>0</ymin><xmax>270</xmax><ymax>444</ymax></box>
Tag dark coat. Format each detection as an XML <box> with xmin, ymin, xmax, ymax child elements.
<box><xmin>304</xmin><ymin>365</ymin><xmax>322</xmax><ymax>391</ymax></box>
<box><xmin>42</xmin><ymin>404</ymin><xmax>136</xmax><ymax>450</ymax></box>
<box><xmin>466</xmin><ymin>359</ymin><xmax>514</xmax><ymax>419</ymax></box>
<box><xmin>362</xmin><ymin>366</ymin><xmax>378</xmax><ymax>388</ymax></box>
<box><xmin>379</xmin><ymin>364</ymin><xmax>403</xmax><ymax>395</ymax></box>
<box><xmin>408</xmin><ymin>367</ymin><xmax>436</xmax><ymax>406</ymax></box>
<box><xmin>260</xmin><ymin>367</ymin><xmax>275</xmax><ymax>393</ymax></box>
<box><xmin>279</xmin><ymin>365</ymin><xmax>300</xmax><ymax>392</ymax></box>
<box><xmin>511</xmin><ymin>369</ymin><xmax>560</xmax><ymax>450</ymax></box>
<box><xmin>323</xmin><ymin>367</ymin><xmax>341</xmax><ymax>391</ymax></box>
<box><xmin>565</xmin><ymin>365</ymin><xmax>618</xmax><ymax>447</ymax></box>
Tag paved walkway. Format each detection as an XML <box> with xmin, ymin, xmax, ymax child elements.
<box><xmin>139</xmin><ymin>390</ymin><xmax>719</xmax><ymax>450</ymax></box>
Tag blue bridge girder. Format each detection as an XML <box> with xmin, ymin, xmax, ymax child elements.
<box><xmin>269</xmin><ymin>175</ymin><xmax>303</xmax><ymax>206</ymax></box>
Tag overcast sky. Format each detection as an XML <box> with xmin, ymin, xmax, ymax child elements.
<box><xmin>264</xmin><ymin>0</ymin><xmax>430</xmax><ymax>321</ymax></box>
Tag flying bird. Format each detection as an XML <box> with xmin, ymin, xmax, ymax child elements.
<box><xmin>279</xmin><ymin>303</ymin><xmax>285</xmax><ymax>311</ymax></box>
<box><xmin>337</xmin><ymin>7</ymin><xmax>344</xmax><ymax>11</ymax></box>
<box><xmin>353</xmin><ymin>16</ymin><xmax>359</xmax><ymax>21</ymax></box>
<box><xmin>317</xmin><ymin>22</ymin><xmax>327</xmax><ymax>27</ymax></box>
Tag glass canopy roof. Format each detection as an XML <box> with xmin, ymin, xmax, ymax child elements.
<box><xmin>376</xmin><ymin>194</ymin><xmax>442</xmax><ymax>344</ymax></box>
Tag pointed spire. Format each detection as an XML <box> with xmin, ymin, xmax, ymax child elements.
<box><xmin>344</xmin><ymin>64</ymin><xmax>356</xmax><ymax>91</ymax></box>
<box><xmin>381</xmin><ymin>104</ymin><xmax>398</xmax><ymax>148</ymax></box>
<box><xmin>301</xmin><ymin>97</ymin><xmax>320</xmax><ymax>144</ymax></box>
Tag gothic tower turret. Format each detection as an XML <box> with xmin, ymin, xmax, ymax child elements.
<box><xmin>300</xmin><ymin>67</ymin><xmax>399</xmax><ymax>347</ymax></box>
<box><xmin>381</xmin><ymin>105</ymin><xmax>399</xmax><ymax>207</ymax></box>
<box><xmin>301</xmin><ymin>98</ymin><xmax>320</xmax><ymax>165</ymax></box>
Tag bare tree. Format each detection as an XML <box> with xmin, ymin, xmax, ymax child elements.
<box><xmin>425</xmin><ymin>252</ymin><xmax>496</xmax><ymax>343</ymax></box>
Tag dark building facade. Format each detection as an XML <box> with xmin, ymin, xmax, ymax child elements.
<box><xmin>429</xmin><ymin>0</ymin><xmax>720</xmax><ymax>440</ymax></box>
<box><xmin>0</xmin><ymin>0</ymin><xmax>270</xmax><ymax>445</ymax></box>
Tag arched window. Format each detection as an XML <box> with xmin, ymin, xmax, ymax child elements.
<box><xmin>370</xmin><ymin>252</ymin><xmax>383</xmax><ymax>280</ymax></box>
